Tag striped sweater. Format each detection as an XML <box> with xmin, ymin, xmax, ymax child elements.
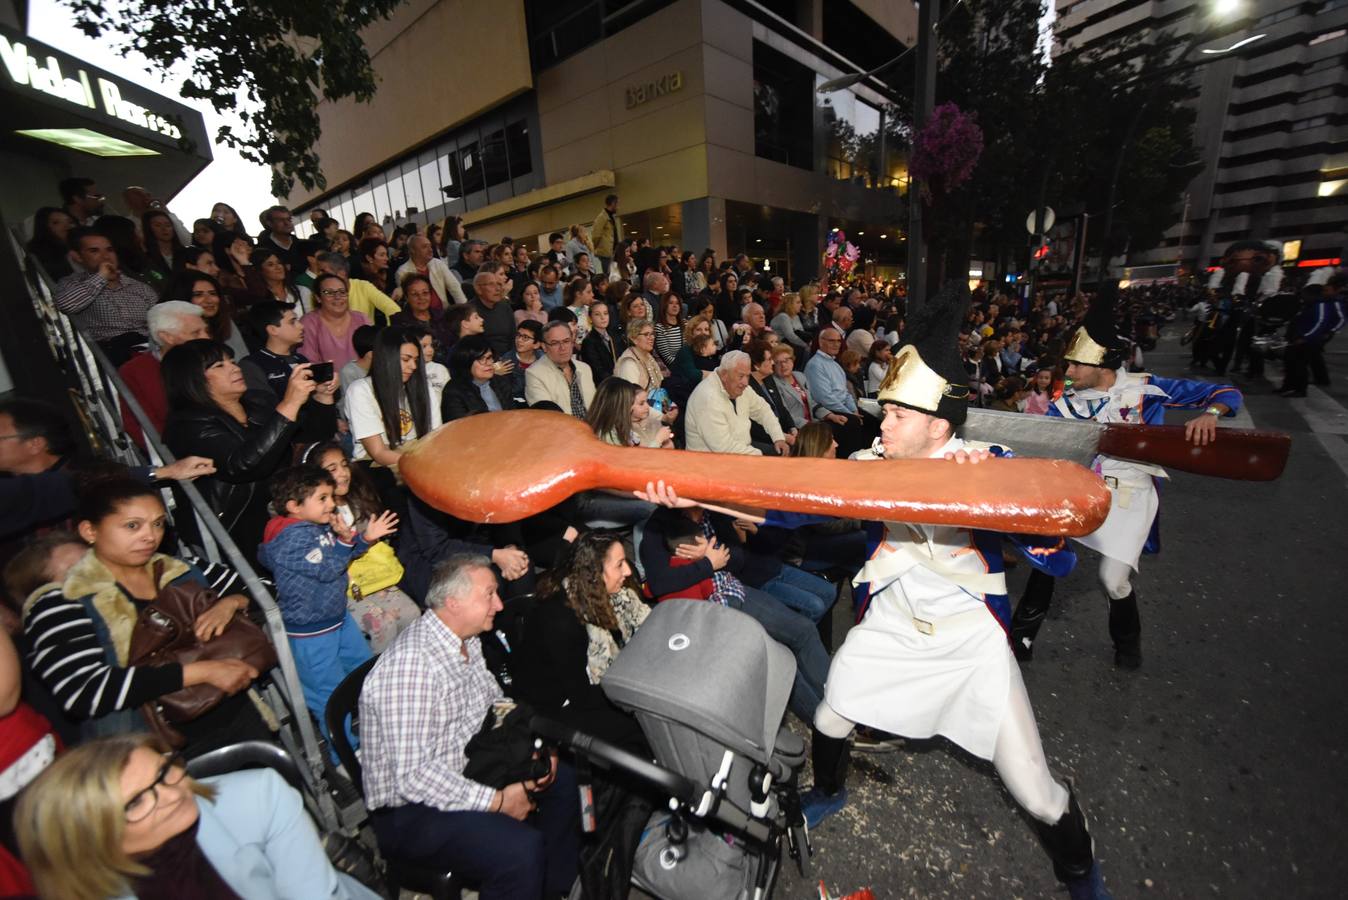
<box><xmin>23</xmin><ymin>558</ymin><xmax>246</xmax><ymax>721</ymax></box>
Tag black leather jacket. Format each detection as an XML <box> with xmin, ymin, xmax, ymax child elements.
<box><xmin>441</xmin><ymin>376</ymin><xmax>517</xmax><ymax>422</ymax></box>
<box><xmin>163</xmin><ymin>391</ymin><xmax>336</xmax><ymax>551</ymax></box>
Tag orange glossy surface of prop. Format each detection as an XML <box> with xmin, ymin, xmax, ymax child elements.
<box><xmin>400</xmin><ymin>410</ymin><xmax>1112</xmax><ymax>536</ymax></box>
<box><xmin>1099</xmin><ymin>423</ymin><xmax>1291</xmax><ymax>481</ymax></box>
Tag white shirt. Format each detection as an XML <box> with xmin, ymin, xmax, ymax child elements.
<box><xmin>346</xmin><ymin>377</ymin><xmax>443</xmax><ymax>461</ymax></box>
<box><xmin>684</xmin><ymin>372</ymin><xmax>784</xmax><ymax>455</ymax></box>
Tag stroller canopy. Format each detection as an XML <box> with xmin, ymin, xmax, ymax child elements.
<box><xmin>602</xmin><ymin>600</ymin><xmax>796</xmax><ymax>762</ymax></box>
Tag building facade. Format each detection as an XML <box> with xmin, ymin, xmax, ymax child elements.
<box><xmin>1055</xmin><ymin>0</ymin><xmax>1347</xmax><ymax>275</ymax></box>
<box><xmin>287</xmin><ymin>0</ymin><xmax>916</xmax><ymax>285</ymax></box>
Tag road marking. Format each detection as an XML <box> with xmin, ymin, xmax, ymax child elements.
<box><xmin>1287</xmin><ymin>386</ymin><xmax>1348</xmax><ymax>435</ymax></box>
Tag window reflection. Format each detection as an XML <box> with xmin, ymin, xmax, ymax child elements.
<box><xmin>482</xmin><ymin>128</ymin><xmax>510</xmax><ymax>188</ymax></box>
<box><xmin>460</xmin><ymin>142</ymin><xmax>485</xmax><ymax>195</ymax></box>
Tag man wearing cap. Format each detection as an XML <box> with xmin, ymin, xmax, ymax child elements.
<box><xmin>797</xmin><ymin>283</ymin><xmax>1113</xmax><ymax>900</ymax></box>
<box><xmin>1009</xmin><ymin>282</ymin><xmax>1242</xmax><ymax>669</ymax></box>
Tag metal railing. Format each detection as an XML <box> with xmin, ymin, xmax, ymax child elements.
<box><xmin>5</xmin><ymin>228</ymin><xmax>364</xmax><ymax>836</ymax></box>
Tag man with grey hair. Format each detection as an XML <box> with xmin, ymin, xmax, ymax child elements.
<box><xmin>741</xmin><ymin>301</ymin><xmax>768</xmax><ymax>341</ymax></box>
<box><xmin>394</xmin><ymin>234</ymin><xmax>468</xmax><ymax>308</ymax></box>
<box><xmin>685</xmin><ymin>349</ymin><xmax>790</xmax><ymax>456</ymax></box>
<box><xmin>317</xmin><ymin>251</ymin><xmax>400</xmax><ymax>320</ymax></box>
<box><xmin>641</xmin><ymin>269</ymin><xmax>669</xmax><ymax>311</ymax></box>
<box><xmin>359</xmin><ymin>554</ymin><xmax>580</xmax><ymax>898</ymax></box>
<box><xmin>118</xmin><ymin>301</ymin><xmax>208</xmax><ymax>445</ymax></box>
<box><xmin>451</xmin><ymin>239</ymin><xmax>486</xmax><ymax>300</ymax></box>
<box><xmin>471</xmin><ymin>263</ymin><xmax>515</xmax><ymax>357</ymax></box>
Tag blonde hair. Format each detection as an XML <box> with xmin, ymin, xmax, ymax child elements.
<box><xmin>682</xmin><ymin>317</ymin><xmax>709</xmax><ymax>343</ymax></box>
<box><xmin>798</xmin><ymin>284</ymin><xmax>819</xmax><ymax>306</ymax></box>
<box><xmin>15</xmin><ymin>734</ymin><xmax>215</xmax><ymax>900</ymax></box>
<box><xmin>781</xmin><ymin>292</ymin><xmax>801</xmax><ymax>316</ymax></box>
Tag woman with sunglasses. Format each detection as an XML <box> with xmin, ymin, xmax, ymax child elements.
<box><xmin>15</xmin><ymin>733</ymin><xmax>380</xmax><ymax>899</ymax></box>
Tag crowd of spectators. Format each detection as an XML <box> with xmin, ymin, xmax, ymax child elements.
<box><xmin>6</xmin><ymin>176</ymin><xmax>1338</xmax><ymax>897</ymax></box>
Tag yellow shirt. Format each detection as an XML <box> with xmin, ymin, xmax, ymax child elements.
<box><xmin>346</xmin><ymin>278</ymin><xmax>402</xmax><ymax>320</ymax></box>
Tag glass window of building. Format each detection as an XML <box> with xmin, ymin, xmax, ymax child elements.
<box><xmin>460</xmin><ymin>141</ymin><xmax>485</xmax><ymax>196</ymax></box>
<box><xmin>506</xmin><ymin>120</ymin><xmax>533</xmax><ymax>178</ymax></box>
<box><xmin>401</xmin><ymin>159</ymin><xmax>423</xmax><ymax>215</ymax></box>
<box><xmin>818</xmin><ymin>85</ymin><xmax>882</xmax><ymax>186</ymax></box>
<box><xmin>438</xmin><ymin>146</ymin><xmax>463</xmax><ymax>202</ymax></box>
<box><xmin>482</xmin><ymin>128</ymin><xmax>510</xmax><ymax>188</ymax></box>
<box><xmin>753</xmin><ymin>41</ymin><xmax>815</xmax><ymax>170</ymax></box>
<box><xmin>386</xmin><ymin>172</ymin><xmax>407</xmax><ymax>220</ymax></box>
<box><xmin>418</xmin><ymin>151</ymin><xmax>439</xmax><ymax>210</ymax></box>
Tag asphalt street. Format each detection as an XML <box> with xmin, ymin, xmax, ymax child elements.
<box><xmin>779</xmin><ymin>328</ymin><xmax>1348</xmax><ymax>900</ymax></box>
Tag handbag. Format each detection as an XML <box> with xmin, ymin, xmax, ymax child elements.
<box><xmin>463</xmin><ymin>699</ymin><xmax>551</xmax><ymax>789</ymax></box>
<box><xmin>347</xmin><ymin>540</ymin><xmax>404</xmax><ymax>599</ymax></box>
<box><xmin>128</xmin><ymin>561</ymin><xmax>278</xmax><ymax>739</ymax></box>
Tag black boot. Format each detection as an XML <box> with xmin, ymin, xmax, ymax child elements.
<box><xmin>1108</xmin><ymin>592</ymin><xmax>1142</xmax><ymax>669</ymax></box>
<box><xmin>1010</xmin><ymin>570</ymin><xmax>1056</xmax><ymax>662</ymax></box>
<box><xmin>801</xmin><ymin>729</ymin><xmax>851</xmax><ymax>828</ymax></box>
<box><xmin>1032</xmin><ymin>785</ymin><xmax>1110</xmax><ymax>898</ymax></box>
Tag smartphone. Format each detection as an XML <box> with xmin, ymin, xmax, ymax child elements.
<box><xmin>308</xmin><ymin>362</ymin><xmax>334</xmax><ymax>384</ymax></box>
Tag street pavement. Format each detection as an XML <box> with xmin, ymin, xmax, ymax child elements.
<box><xmin>778</xmin><ymin>328</ymin><xmax>1348</xmax><ymax>899</ymax></box>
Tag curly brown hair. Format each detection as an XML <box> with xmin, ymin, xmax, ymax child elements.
<box><xmin>544</xmin><ymin>530</ymin><xmax>626</xmax><ymax>631</ymax></box>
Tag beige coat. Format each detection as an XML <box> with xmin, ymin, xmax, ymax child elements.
<box><xmin>524</xmin><ymin>354</ymin><xmax>597</xmax><ymax>413</ymax></box>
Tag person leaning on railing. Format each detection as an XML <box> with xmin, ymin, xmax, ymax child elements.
<box><xmin>160</xmin><ymin>339</ymin><xmax>337</xmax><ymax>567</ymax></box>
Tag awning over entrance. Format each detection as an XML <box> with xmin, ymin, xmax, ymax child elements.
<box><xmin>0</xmin><ymin>23</ymin><xmax>211</xmax><ymax>204</ymax></box>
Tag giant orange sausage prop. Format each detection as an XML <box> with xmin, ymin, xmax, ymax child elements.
<box><xmin>399</xmin><ymin>410</ymin><xmax>1112</xmax><ymax>536</ymax></box>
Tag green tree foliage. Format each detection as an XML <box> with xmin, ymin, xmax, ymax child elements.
<box><xmin>64</xmin><ymin>0</ymin><xmax>405</xmax><ymax>197</ymax></box>
<box><xmin>890</xmin><ymin>0</ymin><xmax>1201</xmax><ymax>276</ymax></box>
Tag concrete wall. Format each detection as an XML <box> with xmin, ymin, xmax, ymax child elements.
<box><xmin>288</xmin><ymin>0</ymin><xmax>534</xmax><ymax>208</ymax></box>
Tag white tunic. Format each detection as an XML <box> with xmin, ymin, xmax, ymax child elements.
<box><xmin>823</xmin><ymin>437</ymin><xmax>1013</xmax><ymax>761</ymax></box>
<box><xmin>1052</xmin><ymin>370</ymin><xmax>1168</xmax><ymax>570</ymax></box>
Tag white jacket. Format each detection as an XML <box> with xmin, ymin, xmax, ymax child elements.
<box><xmin>685</xmin><ymin>373</ymin><xmax>784</xmax><ymax>455</ymax></box>
<box><xmin>395</xmin><ymin>257</ymin><xmax>468</xmax><ymax>306</ymax></box>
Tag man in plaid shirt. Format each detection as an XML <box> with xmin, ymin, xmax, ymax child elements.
<box><xmin>53</xmin><ymin>227</ymin><xmax>157</xmax><ymax>360</ymax></box>
<box><xmin>359</xmin><ymin>554</ymin><xmax>580</xmax><ymax>899</ymax></box>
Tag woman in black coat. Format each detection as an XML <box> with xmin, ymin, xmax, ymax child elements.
<box><xmin>160</xmin><ymin>339</ymin><xmax>337</xmax><ymax>566</ymax></box>
<box><xmin>440</xmin><ymin>335</ymin><xmax>518</xmax><ymax>422</ymax></box>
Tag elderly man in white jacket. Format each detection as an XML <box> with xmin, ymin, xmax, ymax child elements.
<box><xmin>394</xmin><ymin>235</ymin><xmax>469</xmax><ymax>307</ymax></box>
<box><xmin>685</xmin><ymin>350</ymin><xmax>791</xmax><ymax>456</ymax></box>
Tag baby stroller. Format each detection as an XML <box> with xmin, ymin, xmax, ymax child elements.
<box><xmin>534</xmin><ymin>600</ymin><xmax>809</xmax><ymax>900</ymax></box>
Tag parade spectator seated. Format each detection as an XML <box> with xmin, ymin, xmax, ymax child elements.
<box><xmin>515</xmin><ymin>281</ymin><xmax>548</xmax><ymax>326</ymax></box>
<box><xmin>53</xmin><ymin>227</ymin><xmax>158</xmax><ymax>365</ymax></box>
<box><xmin>501</xmin><ymin>320</ymin><xmax>543</xmax><ymax>404</ymax></box>
<box><xmin>805</xmin><ymin>327</ymin><xmax>874</xmax><ymax>457</ymax></box>
<box><xmin>614</xmin><ymin>317</ymin><xmax>665</xmax><ymax>392</ymax></box>
<box><xmin>340</xmin><ymin>324</ymin><xmax>379</xmax><ymax>400</ymax></box>
<box><xmin>639</xmin><ymin>500</ymin><xmax>830</xmax><ymax>723</ymax></box>
<box><xmin>511</xmin><ymin>532</ymin><xmax>650</xmax><ymax>752</ymax></box>
<box><xmin>563</xmin><ymin>276</ymin><xmax>595</xmax><ymax>343</ymax></box>
<box><xmin>141</xmin><ymin>208</ymin><xmax>185</xmax><ymax>282</ymax></box>
<box><xmin>25</xmin><ymin>207</ymin><xmax>76</xmax><ymax>280</ymax></box>
<box><xmin>240</xmin><ymin>301</ymin><xmax>309</xmax><ymax>398</ymax></box>
<box><xmin>161</xmin><ymin>339</ymin><xmax>337</xmax><ymax>565</ymax></box>
<box><xmin>345</xmin><ymin>326</ymin><xmax>441</xmax><ymax>471</ymax></box>
<box><xmin>391</xmin><ymin>274</ymin><xmax>455</xmax><ymax>363</ymax></box>
<box><xmin>747</xmin><ymin>339</ymin><xmax>798</xmax><ymax>448</ymax></box>
<box><xmin>212</xmin><ymin>229</ymin><xmax>254</xmax><ymax>310</ymax></box>
<box><xmin>472</xmin><ymin>266</ymin><xmax>517</xmax><ymax>357</ymax></box>
<box><xmin>1024</xmin><ymin>367</ymin><xmax>1055</xmax><ymax>415</ymax></box>
<box><xmin>669</xmin><ymin>316</ymin><xmax>716</xmax><ymax>387</ymax></box>
<box><xmin>579</xmin><ymin>299</ymin><xmax>625</xmax><ymax>383</ymax></box>
<box><xmin>359</xmin><ymin>555</ymin><xmax>581</xmax><ymax>900</ymax></box>
<box><xmin>15</xmin><ymin>733</ymin><xmax>380</xmax><ymax>900</ymax></box>
<box><xmin>525</xmin><ymin>321</ymin><xmax>596</xmax><ymax>417</ymax></box>
<box><xmin>442</xmin><ymin>303</ymin><xmax>486</xmax><ymax>355</ymax></box>
<box><xmin>300</xmin><ymin>273</ymin><xmax>372</xmax><ymax>370</ymax></box>
<box><xmin>257</xmin><ymin>204</ymin><xmax>307</xmax><ymax>274</ymax></box>
<box><xmin>395</xmin><ymin>234</ymin><xmax>467</xmax><ymax>309</ymax></box>
<box><xmin>571</xmin><ymin>378</ymin><xmax>667</xmax><ymax>527</ymax></box>
<box><xmin>865</xmin><ymin>340</ymin><xmax>892</xmax><ymax>396</ymax></box>
<box><xmin>537</xmin><ymin>262</ymin><xmax>564</xmax><ymax>310</ymax></box>
<box><xmin>245</xmin><ymin>246</ymin><xmax>303</xmax><ymax>308</ymax></box>
<box><xmin>405</xmin><ymin>322</ymin><xmax>451</xmax><ymax>394</ymax></box>
<box><xmin>441</xmin><ymin>335</ymin><xmax>518</xmax><ymax>421</ymax></box>
<box><xmin>118</xmin><ymin>302</ymin><xmax>209</xmax><ymax>447</ymax></box>
<box><xmin>450</xmin><ymin>240</ymin><xmax>485</xmax><ymax>300</ymax></box>
<box><xmin>685</xmin><ymin>350</ymin><xmax>789</xmax><ymax>456</ymax></box>
<box><xmin>163</xmin><ymin>269</ymin><xmax>249</xmax><ymax>357</ymax></box>
<box><xmin>653</xmin><ymin>291</ymin><xmax>684</xmax><ymax>367</ymax></box>
<box><xmin>316</xmin><ymin>252</ymin><xmax>401</xmax><ymax>321</ymax></box>
<box><xmin>357</xmin><ymin>237</ymin><xmax>395</xmax><ymax>295</ymax></box>
<box><xmin>771</xmin><ymin>292</ymin><xmax>809</xmax><ymax>355</ymax></box>
<box><xmin>257</xmin><ymin>465</ymin><xmax>399</xmax><ymax>750</ymax></box>
<box><xmin>304</xmin><ymin>442</ymin><xmax>420</xmax><ymax>653</ymax></box>
<box><xmin>23</xmin><ymin>479</ymin><xmax>269</xmax><ymax>753</ymax></box>
<box><xmin>845</xmin><ymin>306</ymin><xmax>875</xmax><ymax>357</ymax></box>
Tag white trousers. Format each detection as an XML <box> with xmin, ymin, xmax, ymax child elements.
<box><xmin>814</xmin><ymin>658</ymin><xmax>1069</xmax><ymax>824</ymax></box>
<box><xmin>1098</xmin><ymin>556</ymin><xmax>1134</xmax><ymax>600</ymax></box>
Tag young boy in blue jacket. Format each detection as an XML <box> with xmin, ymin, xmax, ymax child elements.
<box><xmin>258</xmin><ymin>465</ymin><xmax>398</xmax><ymax>749</ymax></box>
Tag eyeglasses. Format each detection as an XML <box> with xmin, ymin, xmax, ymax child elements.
<box><xmin>84</xmin><ymin>193</ymin><xmax>106</xmax><ymax>201</ymax></box>
<box><xmin>125</xmin><ymin>751</ymin><xmax>186</xmax><ymax>823</ymax></box>
<box><xmin>319</xmin><ymin>289</ymin><xmax>349</xmax><ymax>298</ymax></box>
<box><xmin>544</xmin><ymin>339</ymin><xmax>572</xmax><ymax>348</ymax></box>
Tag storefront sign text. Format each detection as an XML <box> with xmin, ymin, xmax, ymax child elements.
<box><xmin>625</xmin><ymin>71</ymin><xmax>683</xmax><ymax>109</ymax></box>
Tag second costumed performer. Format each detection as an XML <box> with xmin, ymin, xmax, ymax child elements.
<box><xmin>799</xmin><ymin>283</ymin><xmax>1113</xmax><ymax>900</ymax></box>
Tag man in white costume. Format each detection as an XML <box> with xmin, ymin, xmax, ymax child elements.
<box><xmin>800</xmin><ymin>283</ymin><xmax>1112</xmax><ymax>900</ymax></box>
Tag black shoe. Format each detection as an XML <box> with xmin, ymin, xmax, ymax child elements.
<box><xmin>1108</xmin><ymin>593</ymin><xmax>1142</xmax><ymax>670</ymax></box>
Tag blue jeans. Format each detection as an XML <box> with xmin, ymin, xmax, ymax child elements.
<box><xmin>288</xmin><ymin>614</ymin><xmax>372</xmax><ymax>752</ymax></box>
<box><xmin>370</xmin><ymin>762</ymin><xmax>581</xmax><ymax>900</ymax></box>
<box><xmin>758</xmin><ymin>565</ymin><xmax>836</xmax><ymax>623</ymax></box>
<box><xmin>729</xmin><ymin>587</ymin><xmax>830</xmax><ymax>722</ymax></box>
